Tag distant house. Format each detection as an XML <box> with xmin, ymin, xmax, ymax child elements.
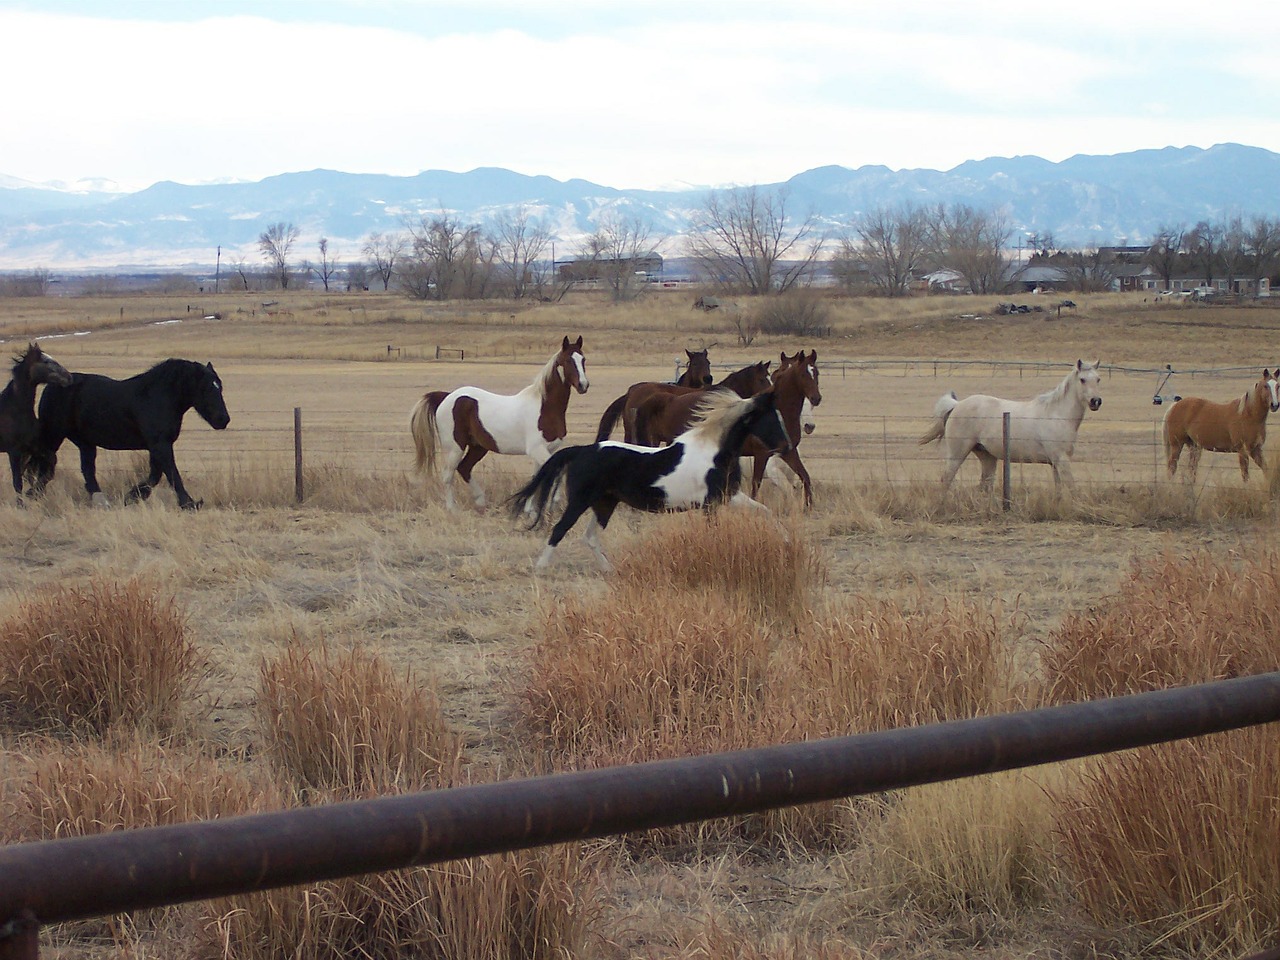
<box><xmin>557</xmin><ymin>252</ymin><xmax>664</xmax><ymax>282</ymax></box>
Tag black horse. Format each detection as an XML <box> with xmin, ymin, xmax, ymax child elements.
<box><xmin>0</xmin><ymin>343</ymin><xmax>72</xmax><ymax>503</ymax></box>
<box><xmin>30</xmin><ymin>358</ymin><xmax>230</xmax><ymax>510</ymax></box>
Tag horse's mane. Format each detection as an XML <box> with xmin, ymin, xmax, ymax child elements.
<box><xmin>11</xmin><ymin>343</ymin><xmax>38</xmax><ymax>375</ymax></box>
<box><xmin>1035</xmin><ymin>368</ymin><xmax>1075</xmax><ymax>406</ymax></box>
<box><xmin>534</xmin><ymin>351</ymin><xmax>563</xmax><ymax>400</ymax></box>
<box><xmin>684</xmin><ymin>389</ymin><xmax>750</xmax><ymax>445</ymax></box>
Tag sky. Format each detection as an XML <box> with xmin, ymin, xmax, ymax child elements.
<box><xmin>2</xmin><ymin>0</ymin><xmax>1279</xmax><ymax>193</ymax></box>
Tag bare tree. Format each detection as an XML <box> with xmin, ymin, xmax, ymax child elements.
<box><xmin>258</xmin><ymin>221</ymin><xmax>300</xmax><ymax>290</ymax></box>
<box><xmin>402</xmin><ymin>212</ymin><xmax>490</xmax><ymax>300</ymax></box>
<box><xmin>491</xmin><ymin>206</ymin><xmax>551</xmax><ymax>299</ymax></box>
<box><xmin>1244</xmin><ymin>216</ymin><xmax>1280</xmax><ymax>291</ymax></box>
<box><xmin>309</xmin><ymin>237</ymin><xmax>339</xmax><ymax>292</ymax></box>
<box><xmin>926</xmin><ymin>204</ymin><xmax>1011</xmax><ymax>294</ymax></box>
<box><xmin>1185</xmin><ymin>220</ymin><xmax>1224</xmax><ymax>285</ymax></box>
<box><xmin>228</xmin><ymin>256</ymin><xmax>253</xmax><ymax>290</ymax></box>
<box><xmin>344</xmin><ymin>261</ymin><xmax>371</xmax><ymax>291</ymax></box>
<box><xmin>578</xmin><ymin>211</ymin><xmax>657</xmax><ymax>302</ymax></box>
<box><xmin>845</xmin><ymin>204</ymin><xmax>930</xmax><ymax>296</ymax></box>
<box><xmin>1061</xmin><ymin>247</ymin><xmax>1117</xmax><ymax>292</ymax></box>
<box><xmin>362</xmin><ymin>231</ymin><xmax>405</xmax><ymax>291</ymax></box>
<box><xmin>1144</xmin><ymin>225</ymin><xmax>1185</xmax><ymax>290</ymax></box>
<box><xmin>685</xmin><ymin>186</ymin><xmax>825</xmax><ymax>295</ymax></box>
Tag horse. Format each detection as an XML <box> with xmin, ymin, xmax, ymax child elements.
<box><xmin>741</xmin><ymin>350</ymin><xmax>822</xmax><ymax>507</ymax></box>
<box><xmin>1163</xmin><ymin>369</ymin><xmax>1280</xmax><ymax>482</ymax></box>
<box><xmin>919</xmin><ymin>359</ymin><xmax>1103</xmax><ymax>493</ymax></box>
<box><xmin>509</xmin><ymin>389</ymin><xmax>791</xmax><ymax>572</ymax></box>
<box><xmin>29</xmin><ymin>358</ymin><xmax>230</xmax><ymax>510</ymax></box>
<box><xmin>755</xmin><ymin>397</ymin><xmax>816</xmax><ymax>492</ymax></box>
<box><xmin>625</xmin><ymin>361</ymin><xmax>774</xmax><ymax>446</ymax></box>
<box><xmin>409</xmin><ymin>335</ymin><xmax>589</xmax><ymax>510</ymax></box>
<box><xmin>593</xmin><ymin>348</ymin><xmax>717</xmax><ymax>444</ymax></box>
<box><xmin>0</xmin><ymin>343</ymin><xmax>71</xmax><ymax>504</ymax></box>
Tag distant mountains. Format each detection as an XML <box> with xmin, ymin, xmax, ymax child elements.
<box><xmin>5</xmin><ymin>143</ymin><xmax>1280</xmax><ymax>270</ymax></box>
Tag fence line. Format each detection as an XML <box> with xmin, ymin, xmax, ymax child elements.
<box><xmin>2</xmin><ymin>672</ymin><xmax>1280</xmax><ymax>959</ymax></box>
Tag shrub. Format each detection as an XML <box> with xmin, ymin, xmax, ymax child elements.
<box><xmin>752</xmin><ymin>290</ymin><xmax>833</xmax><ymax>339</ymax></box>
<box><xmin>0</xmin><ymin>576</ymin><xmax>205</xmax><ymax>736</ymax></box>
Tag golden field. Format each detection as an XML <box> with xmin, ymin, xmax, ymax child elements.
<box><xmin>2</xmin><ymin>287</ymin><xmax>1280</xmax><ymax>960</ymax></box>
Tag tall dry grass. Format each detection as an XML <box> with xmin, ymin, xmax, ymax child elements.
<box><xmin>0</xmin><ymin>575</ymin><xmax>207</xmax><ymax>737</ymax></box>
<box><xmin>1040</xmin><ymin>547</ymin><xmax>1280</xmax><ymax>703</ymax></box>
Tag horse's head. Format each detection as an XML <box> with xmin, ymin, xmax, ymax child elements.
<box><xmin>16</xmin><ymin>342</ymin><xmax>72</xmax><ymax>387</ymax></box>
<box><xmin>558</xmin><ymin>335</ymin><xmax>589</xmax><ymax>395</ymax></box>
<box><xmin>1075</xmin><ymin>359</ymin><xmax>1102</xmax><ymax>411</ymax></box>
<box><xmin>1261</xmin><ymin>369</ymin><xmax>1280</xmax><ymax>413</ymax></box>
<box><xmin>684</xmin><ymin>348</ymin><xmax>713</xmax><ymax>387</ymax></box>
<box><xmin>740</xmin><ymin>360</ymin><xmax>773</xmax><ymax>396</ymax></box>
<box><xmin>195</xmin><ymin>362</ymin><xmax>231</xmax><ymax>430</ymax></box>
<box><xmin>777</xmin><ymin>350</ymin><xmax>822</xmax><ymax>407</ymax></box>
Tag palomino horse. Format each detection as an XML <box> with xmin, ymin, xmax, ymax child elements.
<box><xmin>0</xmin><ymin>343</ymin><xmax>71</xmax><ymax>504</ymax></box>
<box><xmin>626</xmin><ymin>361</ymin><xmax>774</xmax><ymax>446</ymax></box>
<box><xmin>1163</xmin><ymin>369</ymin><xmax>1280</xmax><ymax>482</ymax></box>
<box><xmin>593</xmin><ymin>348</ymin><xmax>716</xmax><ymax>443</ymax></box>
<box><xmin>30</xmin><ymin>358</ymin><xmax>230</xmax><ymax>510</ymax></box>
<box><xmin>410</xmin><ymin>335</ymin><xmax>589</xmax><ymax>510</ymax></box>
<box><xmin>509</xmin><ymin>389</ymin><xmax>790</xmax><ymax>572</ymax></box>
<box><xmin>920</xmin><ymin>359</ymin><xmax>1103</xmax><ymax>493</ymax></box>
<box><xmin>741</xmin><ymin>350</ymin><xmax>822</xmax><ymax>507</ymax></box>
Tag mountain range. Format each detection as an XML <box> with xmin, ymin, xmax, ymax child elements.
<box><xmin>4</xmin><ymin>142</ymin><xmax>1280</xmax><ymax>271</ymax></box>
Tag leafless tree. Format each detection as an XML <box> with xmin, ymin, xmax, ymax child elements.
<box><xmin>309</xmin><ymin>237</ymin><xmax>339</xmax><ymax>292</ymax></box>
<box><xmin>1144</xmin><ymin>225</ymin><xmax>1185</xmax><ymax>290</ymax></box>
<box><xmin>362</xmin><ymin>231</ymin><xmax>405</xmax><ymax>291</ymax></box>
<box><xmin>0</xmin><ymin>268</ymin><xmax>53</xmax><ymax>297</ymax></box>
<box><xmin>1185</xmin><ymin>220</ymin><xmax>1224</xmax><ymax>285</ymax></box>
<box><xmin>844</xmin><ymin>204</ymin><xmax>930</xmax><ymax>296</ymax></box>
<box><xmin>344</xmin><ymin>261</ymin><xmax>371</xmax><ymax>291</ymax></box>
<box><xmin>1061</xmin><ymin>247</ymin><xmax>1117</xmax><ymax>292</ymax></box>
<box><xmin>578</xmin><ymin>211</ymin><xmax>657</xmax><ymax>302</ymax></box>
<box><xmin>402</xmin><ymin>212</ymin><xmax>492</xmax><ymax>300</ymax></box>
<box><xmin>228</xmin><ymin>256</ymin><xmax>253</xmax><ymax>291</ymax></box>
<box><xmin>258</xmin><ymin>221</ymin><xmax>300</xmax><ymax>290</ymax></box>
<box><xmin>685</xmin><ymin>186</ymin><xmax>825</xmax><ymax>295</ymax></box>
<box><xmin>1243</xmin><ymin>216</ymin><xmax>1280</xmax><ymax>290</ymax></box>
<box><xmin>926</xmin><ymin>204</ymin><xmax>1011</xmax><ymax>294</ymax></box>
<box><xmin>491</xmin><ymin>205</ymin><xmax>552</xmax><ymax>299</ymax></box>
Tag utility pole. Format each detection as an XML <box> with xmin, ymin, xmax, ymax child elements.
<box><xmin>214</xmin><ymin>245</ymin><xmax>221</xmax><ymax>294</ymax></box>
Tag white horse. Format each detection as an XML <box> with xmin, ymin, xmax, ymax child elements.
<box><xmin>920</xmin><ymin>360</ymin><xmax>1103</xmax><ymax>492</ymax></box>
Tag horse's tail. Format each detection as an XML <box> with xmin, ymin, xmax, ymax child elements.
<box><xmin>409</xmin><ymin>391</ymin><xmax>449</xmax><ymax>474</ymax></box>
<box><xmin>919</xmin><ymin>391</ymin><xmax>959</xmax><ymax>445</ymax></box>
<box><xmin>509</xmin><ymin>446</ymin><xmax>580</xmax><ymax>528</ymax></box>
<box><xmin>595</xmin><ymin>392</ymin><xmax>628</xmax><ymax>442</ymax></box>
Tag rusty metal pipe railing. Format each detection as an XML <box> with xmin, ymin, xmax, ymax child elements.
<box><xmin>2</xmin><ymin>672</ymin><xmax>1280</xmax><ymax>950</ymax></box>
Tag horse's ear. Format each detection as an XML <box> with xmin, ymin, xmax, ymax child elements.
<box><xmin>780</xmin><ymin>352</ymin><xmax>787</xmax><ymax>364</ymax></box>
<box><xmin>808</xmin><ymin>350</ymin><xmax>818</xmax><ymax>363</ymax></box>
<box><xmin>562</xmin><ymin>336</ymin><xmax>571</xmax><ymax>350</ymax></box>
<box><xmin>686</xmin><ymin>349</ymin><xmax>694</xmax><ymax>359</ymax></box>
<box><xmin>573</xmin><ymin>335</ymin><xmax>583</xmax><ymax>350</ymax></box>
<box><xmin>1076</xmin><ymin>359</ymin><xmax>1083</xmax><ymax>371</ymax></box>
<box><xmin>762</xmin><ymin>360</ymin><xmax>771</xmax><ymax>371</ymax></box>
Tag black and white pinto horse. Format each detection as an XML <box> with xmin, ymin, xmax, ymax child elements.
<box><xmin>509</xmin><ymin>389</ymin><xmax>790</xmax><ymax>571</ymax></box>
<box><xmin>0</xmin><ymin>342</ymin><xmax>71</xmax><ymax>504</ymax></box>
<box><xmin>30</xmin><ymin>358</ymin><xmax>230</xmax><ymax>510</ymax></box>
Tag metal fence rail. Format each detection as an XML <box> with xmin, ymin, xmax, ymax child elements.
<box><xmin>3</xmin><ymin>672</ymin><xmax>1280</xmax><ymax>957</ymax></box>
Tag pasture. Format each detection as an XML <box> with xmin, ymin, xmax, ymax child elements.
<box><xmin>3</xmin><ymin>288</ymin><xmax>1280</xmax><ymax>959</ymax></box>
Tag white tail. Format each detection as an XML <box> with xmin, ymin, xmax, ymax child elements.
<box><xmin>919</xmin><ymin>391</ymin><xmax>959</xmax><ymax>445</ymax></box>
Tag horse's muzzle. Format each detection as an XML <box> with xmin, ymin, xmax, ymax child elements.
<box><xmin>1089</xmin><ymin>398</ymin><xmax>1102</xmax><ymax>411</ymax></box>
<box><xmin>212</xmin><ymin>413</ymin><xmax>231</xmax><ymax>429</ymax></box>
<box><xmin>575</xmin><ymin>381</ymin><xmax>589</xmax><ymax>395</ymax></box>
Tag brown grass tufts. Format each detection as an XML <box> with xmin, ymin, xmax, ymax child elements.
<box><xmin>255</xmin><ymin>637</ymin><xmax>463</xmax><ymax>797</ymax></box>
<box><xmin>0</xmin><ymin>575</ymin><xmax>205</xmax><ymax>737</ymax></box>
<box><xmin>610</xmin><ymin>509</ymin><xmax>824</xmax><ymax>618</ymax></box>
<box><xmin>1040</xmin><ymin>547</ymin><xmax>1280</xmax><ymax>703</ymax></box>
<box><xmin>1056</xmin><ymin>727</ymin><xmax>1280</xmax><ymax>956</ymax></box>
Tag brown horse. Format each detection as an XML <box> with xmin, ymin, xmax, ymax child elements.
<box><xmin>594</xmin><ymin>349</ymin><xmax>714</xmax><ymax>442</ymax></box>
<box><xmin>1164</xmin><ymin>369</ymin><xmax>1280</xmax><ymax>482</ymax></box>
<box><xmin>629</xmin><ymin>361</ymin><xmax>774</xmax><ymax>446</ymax></box>
<box><xmin>409</xmin><ymin>336</ymin><xmax>589</xmax><ymax>510</ymax></box>
<box><xmin>742</xmin><ymin>351</ymin><xmax>823</xmax><ymax>507</ymax></box>
<box><xmin>0</xmin><ymin>342</ymin><xmax>71</xmax><ymax>503</ymax></box>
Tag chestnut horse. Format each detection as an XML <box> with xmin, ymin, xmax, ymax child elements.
<box><xmin>594</xmin><ymin>349</ymin><xmax>715</xmax><ymax>443</ymax></box>
<box><xmin>409</xmin><ymin>336</ymin><xmax>589</xmax><ymax>510</ymax></box>
<box><xmin>741</xmin><ymin>351</ymin><xmax>823</xmax><ymax>507</ymax></box>
<box><xmin>626</xmin><ymin>361</ymin><xmax>774</xmax><ymax>446</ymax></box>
<box><xmin>1164</xmin><ymin>369</ymin><xmax>1280</xmax><ymax>482</ymax></box>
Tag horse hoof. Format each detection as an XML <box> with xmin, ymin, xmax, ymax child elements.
<box><xmin>181</xmin><ymin>499</ymin><xmax>204</xmax><ymax>511</ymax></box>
<box><xmin>91</xmin><ymin>493</ymin><xmax>112</xmax><ymax>509</ymax></box>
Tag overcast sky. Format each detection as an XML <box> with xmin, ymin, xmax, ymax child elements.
<box><xmin>3</xmin><ymin>0</ymin><xmax>1277</xmax><ymax>193</ymax></box>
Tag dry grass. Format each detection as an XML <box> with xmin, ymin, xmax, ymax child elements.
<box><xmin>0</xmin><ymin>575</ymin><xmax>207</xmax><ymax>737</ymax></box>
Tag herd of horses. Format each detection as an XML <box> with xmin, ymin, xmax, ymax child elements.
<box><xmin>2</xmin><ymin>338</ymin><xmax>1278</xmax><ymax>569</ymax></box>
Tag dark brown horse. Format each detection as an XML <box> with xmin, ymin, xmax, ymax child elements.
<box><xmin>741</xmin><ymin>350</ymin><xmax>822</xmax><ymax>507</ymax></box>
<box><xmin>0</xmin><ymin>342</ymin><xmax>71</xmax><ymax>503</ymax></box>
<box><xmin>594</xmin><ymin>349</ymin><xmax>715</xmax><ymax>443</ymax></box>
<box><xmin>409</xmin><ymin>336</ymin><xmax>589</xmax><ymax>510</ymax></box>
<box><xmin>629</xmin><ymin>361</ymin><xmax>774</xmax><ymax>447</ymax></box>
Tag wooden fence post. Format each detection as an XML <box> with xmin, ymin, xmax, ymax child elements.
<box><xmin>294</xmin><ymin>408</ymin><xmax>303</xmax><ymax>504</ymax></box>
<box><xmin>1002</xmin><ymin>411</ymin><xmax>1012</xmax><ymax>511</ymax></box>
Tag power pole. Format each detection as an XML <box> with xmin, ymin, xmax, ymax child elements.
<box><xmin>215</xmin><ymin>245</ymin><xmax>221</xmax><ymax>294</ymax></box>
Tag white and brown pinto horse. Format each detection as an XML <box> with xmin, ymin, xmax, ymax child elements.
<box><xmin>410</xmin><ymin>336</ymin><xmax>589</xmax><ymax>510</ymax></box>
<box><xmin>920</xmin><ymin>359</ymin><xmax>1103</xmax><ymax>493</ymax></box>
<box><xmin>1163</xmin><ymin>369</ymin><xmax>1280</xmax><ymax>482</ymax></box>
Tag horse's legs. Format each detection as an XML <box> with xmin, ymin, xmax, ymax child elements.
<box><xmin>938</xmin><ymin>443</ymin><xmax>968</xmax><ymax>494</ymax></box>
<box><xmin>7</xmin><ymin>451</ymin><xmax>23</xmax><ymax>505</ymax></box>
<box><xmin>583</xmin><ymin>501</ymin><xmax>619</xmax><ymax>572</ymax></box>
<box><xmin>776</xmin><ymin>448</ymin><xmax>812</xmax><ymax>507</ymax></box>
<box><xmin>1166</xmin><ymin>436</ymin><xmax>1184</xmax><ymax>477</ymax></box>
<box><xmin>439</xmin><ymin>443</ymin><xmax>466</xmax><ymax>511</ymax></box>
<box><xmin>1251</xmin><ymin>444</ymin><xmax>1268</xmax><ymax>479</ymax></box>
<box><xmin>1051</xmin><ymin>458</ymin><xmax>1075</xmax><ymax>490</ymax></box>
<box><xmin>125</xmin><ymin>451</ymin><xmax>163</xmax><ymax>504</ymax></box>
<box><xmin>1244</xmin><ymin>444</ymin><xmax>1267</xmax><ymax>482</ymax></box>
<box><xmin>535</xmin><ymin>494</ymin><xmax>596</xmax><ymax>571</ymax></box>
<box><xmin>455</xmin><ymin>445</ymin><xmax>488</xmax><ymax>508</ymax></box>
<box><xmin>135</xmin><ymin>444</ymin><xmax>200</xmax><ymax>509</ymax></box>
<box><xmin>77</xmin><ymin>444</ymin><xmax>111</xmax><ymax>508</ymax></box>
<box><xmin>975</xmin><ymin>450</ymin><xmax>999</xmax><ymax>492</ymax></box>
